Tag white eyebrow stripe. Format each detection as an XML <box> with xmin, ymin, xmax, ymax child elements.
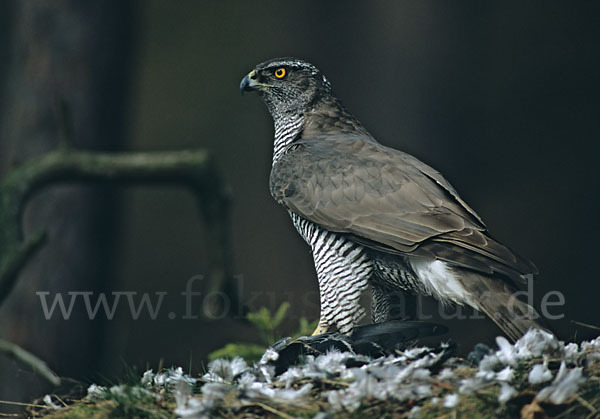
<box><xmin>259</xmin><ymin>59</ymin><xmax>317</xmax><ymax>72</ymax></box>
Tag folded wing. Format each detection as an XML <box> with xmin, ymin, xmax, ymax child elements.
<box><xmin>270</xmin><ymin>135</ymin><xmax>537</xmax><ymax>282</ymax></box>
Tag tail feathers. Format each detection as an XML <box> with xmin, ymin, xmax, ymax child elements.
<box><xmin>456</xmin><ymin>270</ymin><xmax>549</xmax><ymax>342</ymax></box>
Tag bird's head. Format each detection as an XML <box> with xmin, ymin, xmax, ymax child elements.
<box><xmin>240</xmin><ymin>57</ymin><xmax>332</xmax><ymax>117</ymax></box>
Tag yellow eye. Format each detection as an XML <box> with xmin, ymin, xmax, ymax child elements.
<box><xmin>274</xmin><ymin>68</ymin><xmax>286</xmax><ymax>79</ymax></box>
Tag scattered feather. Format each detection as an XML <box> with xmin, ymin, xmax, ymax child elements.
<box><xmin>528</xmin><ymin>362</ymin><xmax>553</xmax><ymax>384</ymax></box>
<box><xmin>437</xmin><ymin>367</ymin><xmax>455</xmax><ymax>381</ymax></box>
<box><xmin>498</xmin><ymin>383</ymin><xmax>517</xmax><ymax>404</ymax></box>
<box><xmin>203</xmin><ymin>357</ymin><xmax>248</xmax><ymax>383</ymax></box>
<box><xmin>536</xmin><ymin>362</ymin><xmax>585</xmax><ymax>404</ymax></box>
<box><xmin>70</xmin><ymin>329</ymin><xmax>600</xmax><ymax>418</ymax></box>
<box><xmin>42</xmin><ymin>395</ymin><xmax>63</xmax><ymax>410</ymax></box>
<box><xmin>86</xmin><ymin>384</ymin><xmax>107</xmax><ymax>399</ymax></box>
<box><xmin>496</xmin><ymin>366</ymin><xmax>514</xmax><ymax>382</ymax></box>
<box><xmin>443</xmin><ymin>393</ymin><xmax>459</xmax><ymax>408</ymax></box>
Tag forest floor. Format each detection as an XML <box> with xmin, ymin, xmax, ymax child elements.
<box><xmin>27</xmin><ymin>328</ymin><xmax>600</xmax><ymax>419</ymax></box>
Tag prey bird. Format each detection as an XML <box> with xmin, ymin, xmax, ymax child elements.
<box><xmin>240</xmin><ymin>57</ymin><xmax>545</xmax><ymax>341</ymax></box>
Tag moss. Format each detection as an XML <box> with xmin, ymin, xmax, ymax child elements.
<box><xmin>34</xmin><ymin>390</ymin><xmax>177</xmax><ymax>419</ymax></box>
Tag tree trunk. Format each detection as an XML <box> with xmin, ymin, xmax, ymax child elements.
<box><xmin>0</xmin><ymin>0</ymin><xmax>136</xmax><ymax>410</ymax></box>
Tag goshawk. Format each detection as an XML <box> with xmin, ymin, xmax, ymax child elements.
<box><xmin>240</xmin><ymin>57</ymin><xmax>544</xmax><ymax>341</ymax></box>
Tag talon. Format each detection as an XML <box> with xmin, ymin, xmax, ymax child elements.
<box><xmin>311</xmin><ymin>323</ymin><xmax>328</xmax><ymax>336</ymax></box>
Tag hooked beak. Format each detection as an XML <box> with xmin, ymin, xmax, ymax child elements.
<box><xmin>240</xmin><ymin>69</ymin><xmax>271</xmax><ymax>95</ymax></box>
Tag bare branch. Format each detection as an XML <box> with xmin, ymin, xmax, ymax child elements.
<box><xmin>0</xmin><ymin>338</ymin><xmax>61</xmax><ymax>386</ymax></box>
<box><xmin>0</xmin><ymin>148</ymin><xmax>235</xmax><ymax>311</ymax></box>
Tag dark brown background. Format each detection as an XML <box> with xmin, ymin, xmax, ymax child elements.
<box><xmin>0</xmin><ymin>0</ymin><xmax>598</xmax><ymax>408</ymax></box>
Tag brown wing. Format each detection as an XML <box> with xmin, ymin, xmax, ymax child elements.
<box><xmin>270</xmin><ymin>135</ymin><xmax>537</xmax><ymax>281</ymax></box>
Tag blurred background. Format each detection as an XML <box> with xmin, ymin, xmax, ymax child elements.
<box><xmin>0</xmin><ymin>0</ymin><xmax>598</xmax><ymax>409</ymax></box>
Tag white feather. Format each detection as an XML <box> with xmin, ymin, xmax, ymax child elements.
<box><xmin>409</xmin><ymin>258</ymin><xmax>476</xmax><ymax>307</ymax></box>
<box><xmin>528</xmin><ymin>362</ymin><xmax>553</xmax><ymax>384</ymax></box>
<box><xmin>443</xmin><ymin>393</ymin><xmax>459</xmax><ymax>408</ymax></box>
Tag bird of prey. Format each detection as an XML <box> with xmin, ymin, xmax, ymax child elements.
<box><xmin>240</xmin><ymin>57</ymin><xmax>544</xmax><ymax>341</ymax></box>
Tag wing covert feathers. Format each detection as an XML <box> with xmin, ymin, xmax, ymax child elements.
<box><xmin>270</xmin><ymin>135</ymin><xmax>537</xmax><ymax>281</ymax></box>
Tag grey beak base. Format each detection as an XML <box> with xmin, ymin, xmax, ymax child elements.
<box><xmin>240</xmin><ymin>72</ymin><xmax>260</xmax><ymax>95</ymax></box>
<box><xmin>240</xmin><ymin>74</ymin><xmax>251</xmax><ymax>95</ymax></box>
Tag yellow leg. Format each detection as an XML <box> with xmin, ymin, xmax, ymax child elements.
<box><xmin>311</xmin><ymin>322</ymin><xmax>329</xmax><ymax>336</ymax></box>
